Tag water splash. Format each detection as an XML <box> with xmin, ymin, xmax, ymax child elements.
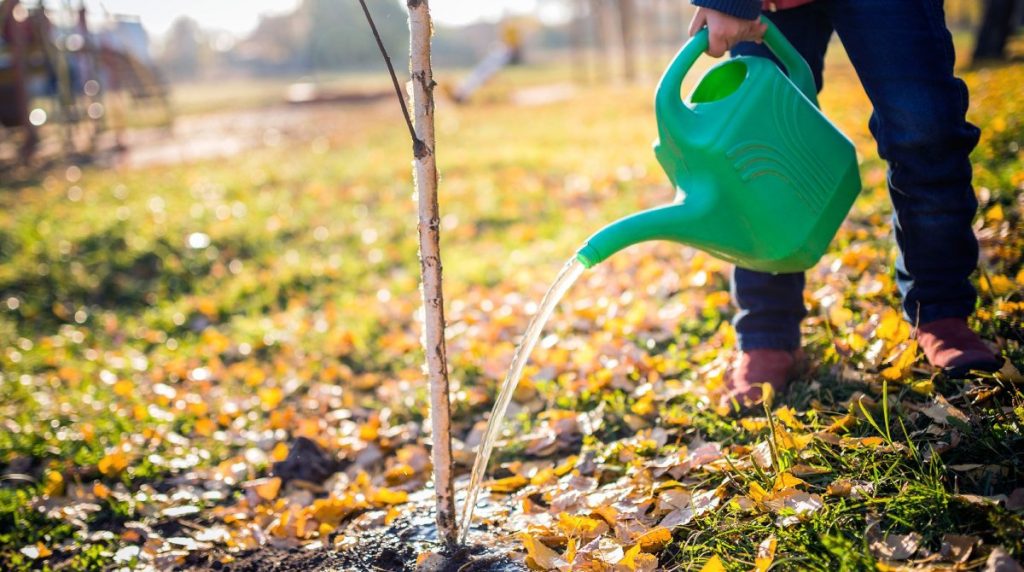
<box><xmin>459</xmin><ymin>257</ymin><xmax>586</xmax><ymax>543</ymax></box>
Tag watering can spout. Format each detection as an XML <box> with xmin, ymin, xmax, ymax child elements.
<box><xmin>576</xmin><ymin>198</ymin><xmax>713</xmax><ymax>269</ymax></box>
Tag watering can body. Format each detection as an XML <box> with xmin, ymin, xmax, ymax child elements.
<box><xmin>576</xmin><ymin>18</ymin><xmax>862</xmax><ymax>273</ymax></box>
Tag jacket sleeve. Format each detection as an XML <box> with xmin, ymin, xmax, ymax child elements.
<box><xmin>691</xmin><ymin>0</ymin><xmax>762</xmax><ymax>20</ymax></box>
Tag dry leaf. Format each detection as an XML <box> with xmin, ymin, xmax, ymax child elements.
<box><xmin>20</xmin><ymin>542</ymin><xmax>52</xmax><ymax>560</ymax></box>
<box><xmin>984</xmin><ymin>547</ymin><xmax>1024</xmax><ymax>572</ymax></box>
<box><xmin>519</xmin><ymin>532</ymin><xmax>565</xmax><ymax>570</ymax></box>
<box><xmin>941</xmin><ymin>534</ymin><xmax>978</xmax><ymax>563</ymax></box>
<box><xmin>870</xmin><ymin>532</ymin><xmax>921</xmax><ymax>561</ymax></box>
<box><xmin>755</xmin><ymin>536</ymin><xmax>777</xmax><ymax>572</ymax></box>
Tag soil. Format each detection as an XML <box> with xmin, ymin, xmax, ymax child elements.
<box><xmin>181</xmin><ymin>533</ymin><xmax>525</xmax><ymax>572</ymax></box>
<box><xmin>181</xmin><ymin>506</ymin><xmax>526</xmax><ymax>572</ymax></box>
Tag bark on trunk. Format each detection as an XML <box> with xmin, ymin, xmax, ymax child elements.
<box><xmin>408</xmin><ymin>0</ymin><xmax>458</xmax><ymax>550</ymax></box>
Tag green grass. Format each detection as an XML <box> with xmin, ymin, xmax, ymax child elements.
<box><xmin>1</xmin><ymin>51</ymin><xmax>1022</xmax><ymax>570</ymax></box>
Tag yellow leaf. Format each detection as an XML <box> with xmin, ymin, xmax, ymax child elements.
<box><xmin>774</xmin><ymin>425</ymin><xmax>813</xmax><ymax>452</ymax></box>
<box><xmin>385</xmin><ymin>506</ymin><xmax>401</xmax><ymax>525</ymax></box>
<box><xmin>635</xmin><ymin>526</ymin><xmax>672</xmax><ymax>551</ymax></box>
<box><xmin>565</xmin><ymin>537</ymin><xmax>577</xmax><ymax>564</ymax></box>
<box><xmin>631</xmin><ymin>394</ymin><xmax>656</xmax><ymax>416</ymax></box>
<box><xmin>113</xmin><ymin>379</ymin><xmax>134</xmax><ymax>398</ymax></box>
<box><xmin>530</xmin><ymin>467</ymin><xmax>556</xmax><ymax>486</ymax></box>
<box><xmin>909</xmin><ymin>379</ymin><xmax>934</xmax><ymax>395</ymax></box>
<box><xmin>372</xmin><ymin>487</ymin><xmax>408</xmax><ymax>505</ymax></box>
<box><xmin>194</xmin><ymin>418</ymin><xmax>217</xmax><ymax>437</ymax></box>
<box><xmin>592</xmin><ymin>505</ymin><xmax>619</xmax><ymax>526</ymax></box>
<box><xmin>824</xmin><ymin>413</ymin><xmax>857</xmax><ymax>433</ymax></box>
<box><xmin>554</xmin><ymin>456</ymin><xmax>578</xmax><ymax>476</ymax></box>
<box><xmin>755</xmin><ymin>536</ymin><xmax>777</xmax><ymax>572</ymax></box>
<box><xmin>43</xmin><ymin>470</ymin><xmax>64</xmax><ymax>497</ymax></box>
<box><xmin>620</xmin><ymin>543</ymin><xmax>643</xmax><ymax>570</ymax></box>
<box><xmin>258</xmin><ymin>387</ymin><xmax>284</xmax><ymax>410</ymax></box>
<box><xmin>773</xmin><ymin>472</ymin><xmax>806</xmax><ymax>492</ymax></box>
<box><xmin>558</xmin><ymin>512</ymin><xmax>607</xmax><ymax>538</ymax></box>
<box><xmin>311</xmin><ymin>497</ymin><xmax>357</xmax><ymax>526</ymax></box>
<box><xmin>749</xmin><ymin>482</ymin><xmax>769</xmax><ymax>503</ymax></box>
<box><xmin>250</xmin><ymin>477</ymin><xmax>281</xmax><ymax>501</ymax></box>
<box><xmin>519</xmin><ymin>532</ymin><xmax>563</xmax><ymax>570</ymax></box>
<box><xmin>701</xmin><ymin>554</ymin><xmax>726</xmax><ymax>572</ymax></box>
<box><xmin>487</xmin><ymin>474</ymin><xmax>529</xmax><ymax>494</ymax></box>
<box><xmin>741</xmin><ymin>418</ymin><xmax>770</xmax><ymax>432</ymax></box>
<box><xmin>876</xmin><ymin>310</ymin><xmax>910</xmax><ymax>346</ymax></box>
<box><xmin>881</xmin><ymin>340</ymin><xmax>919</xmax><ymax>381</ymax></box>
<box><xmin>986</xmin><ymin>203</ymin><xmax>1004</xmax><ymax>222</ymax></box>
<box><xmin>774</xmin><ymin>406</ymin><xmax>804</xmax><ymax>430</ymax></box>
<box><xmin>981</xmin><ymin>274</ymin><xmax>1016</xmax><ymax>297</ymax></box>
<box><xmin>98</xmin><ymin>449</ymin><xmax>129</xmax><ymax>477</ymax></box>
<box><xmin>270</xmin><ymin>442</ymin><xmax>289</xmax><ymax>462</ymax></box>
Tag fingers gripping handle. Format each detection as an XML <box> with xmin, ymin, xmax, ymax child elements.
<box><xmin>655</xmin><ymin>16</ymin><xmax>818</xmax><ymax>115</ymax></box>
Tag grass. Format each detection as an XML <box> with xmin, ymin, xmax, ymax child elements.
<box><xmin>0</xmin><ymin>46</ymin><xmax>1022</xmax><ymax>571</ymax></box>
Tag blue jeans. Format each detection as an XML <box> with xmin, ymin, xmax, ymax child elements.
<box><xmin>730</xmin><ymin>0</ymin><xmax>981</xmax><ymax>351</ymax></box>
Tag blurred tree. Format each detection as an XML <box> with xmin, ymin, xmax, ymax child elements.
<box><xmin>160</xmin><ymin>16</ymin><xmax>208</xmax><ymax>79</ymax></box>
<box><xmin>303</xmin><ymin>0</ymin><xmax>406</xmax><ymax>71</ymax></box>
<box><xmin>617</xmin><ymin>0</ymin><xmax>637</xmax><ymax>81</ymax></box>
<box><xmin>973</xmin><ymin>0</ymin><xmax>1024</xmax><ymax>62</ymax></box>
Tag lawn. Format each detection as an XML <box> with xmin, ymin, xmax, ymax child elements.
<box><xmin>0</xmin><ymin>48</ymin><xmax>1022</xmax><ymax>571</ymax></box>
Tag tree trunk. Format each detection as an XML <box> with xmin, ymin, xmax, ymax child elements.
<box><xmin>590</xmin><ymin>0</ymin><xmax>612</xmax><ymax>78</ymax></box>
<box><xmin>570</xmin><ymin>0</ymin><xmax>589</xmax><ymax>84</ymax></box>
<box><xmin>973</xmin><ymin>0</ymin><xmax>1022</xmax><ymax>62</ymax></box>
<box><xmin>617</xmin><ymin>0</ymin><xmax>637</xmax><ymax>82</ymax></box>
<box><xmin>407</xmin><ymin>0</ymin><xmax>458</xmax><ymax>550</ymax></box>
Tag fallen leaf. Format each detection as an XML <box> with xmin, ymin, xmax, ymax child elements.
<box><xmin>755</xmin><ymin>536</ymin><xmax>777</xmax><ymax>572</ymax></box>
<box><xmin>43</xmin><ymin>470</ymin><xmax>64</xmax><ymax>497</ymax></box>
<box><xmin>20</xmin><ymin>542</ymin><xmax>52</xmax><ymax>560</ymax></box>
<box><xmin>701</xmin><ymin>554</ymin><xmax>726</xmax><ymax>572</ymax></box>
<box><xmin>919</xmin><ymin>395</ymin><xmax>969</xmax><ymax>425</ymax></box>
<box><xmin>871</xmin><ymin>532</ymin><xmax>922</xmax><ymax>561</ymax></box>
<box><xmin>98</xmin><ymin>449</ymin><xmax>130</xmax><ymax>477</ymax></box>
<box><xmin>488</xmin><ymin>475</ymin><xmax>529</xmax><ymax>494</ymax></box>
<box><xmin>941</xmin><ymin>534</ymin><xmax>978</xmax><ymax>563</ymax></box>
<box><xmin>519</xmin><ymin>532</ymin><xmax>565</xmax><ymax>570</ymax></box>
<box><xmin>558</xmin><ymin>512</ymin><xmax>607</xmax><ymax>539</ymax></box>
<box><xmin>372</xmin><ymin>487</ymin><xmax>409</xmax><ymax>505</ymax></box>
<box><xmin>984</xmin><ymin>547</ymin><xmax>1024</xmax><ymax>572</ymax></box>
<box><xmin>634</xmin><ymin>527</ymin><xmax>672</xmax><ymax>551</ymax></box>
<box><xmin>244</xmin><ymin>477</ymin><xmax>282</xmax><ymax>502</ymax></box>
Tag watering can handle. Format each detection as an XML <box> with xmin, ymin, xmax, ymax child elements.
<box><xmin>656</xmin><ymin>16</ymin><xmax>819</xmax><ymax>115</ymax></box>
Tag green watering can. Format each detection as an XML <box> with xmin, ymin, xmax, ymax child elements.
<box><xmin>576</xmin><ymin>17</ymin><xmax>861</xmax><ymax>273</ymax></box>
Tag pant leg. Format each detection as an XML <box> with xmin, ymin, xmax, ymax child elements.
<box><xmin>729</xmin><ymin>5</ymin><xmax>834</xmax><ymax>351</ymax></box>
<box><xmin>829</xmin><ymin>0</ymin><xmax>981</xmax><ymax>325</ymax></box>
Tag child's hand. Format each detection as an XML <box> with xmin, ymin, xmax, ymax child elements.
<box><xmin>688</xmin><ymin>7</ymin><xmax>767</xmax><ymax>58</ymax></box>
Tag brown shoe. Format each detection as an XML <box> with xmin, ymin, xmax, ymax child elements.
<box><xmin>722</xmin><ymin>349</ymin><xmax>804</xmax><ymax>409</ymax></box>
<box><xmin>917</xmin><ymin>318</ymin><xmax>1003</xmax><ymax>378</ymax></box>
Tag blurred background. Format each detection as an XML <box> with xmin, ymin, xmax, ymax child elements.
<box><xmin>1</xmin><ymin>0</ymin><xmax>1020</xmax><ymax>171</ymax></box>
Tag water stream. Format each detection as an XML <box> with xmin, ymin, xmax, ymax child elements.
<box><xmin>459</xmin><ymin>257</ymin><xmax>586</xmax><ymax>543</ymax></box>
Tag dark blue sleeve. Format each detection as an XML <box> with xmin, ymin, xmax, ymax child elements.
<box><xmin>692</xmin><ymin>0</ymin><xmax>762</xmax><ymax>20</ymax></box>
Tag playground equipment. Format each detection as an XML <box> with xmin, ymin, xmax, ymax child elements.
<box><xmin>0</xmin><ymin>0</ymin><xmax>171</xmax><ymax>164</ymax></box>
<box><xmin>449</xmin><ymin>18</ymin><xmax>530</xmax><ymax>104</ymax></box>
<box><xmin>576</xmin><ymin>18</ymin><xmax>862</xmax><ymax>273</ymax></box>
